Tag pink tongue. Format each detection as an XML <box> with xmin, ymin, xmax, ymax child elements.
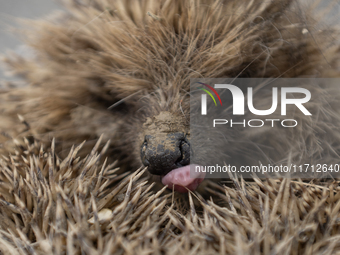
<box><xmin>161</xmin><ymin>165</ymin><xmax>206</xmax><ymax>193</ymax></box>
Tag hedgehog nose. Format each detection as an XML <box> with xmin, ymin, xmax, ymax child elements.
<box><xmin>140</xmin><ymin>133</ymin><xmax>190</xmax><ymax>175</ymax></box>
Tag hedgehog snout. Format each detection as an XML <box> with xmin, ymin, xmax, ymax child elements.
<box><xmin>140</xmin><ymin>133</ymin><xmax>190</xmax><ymax>175</ymax></box>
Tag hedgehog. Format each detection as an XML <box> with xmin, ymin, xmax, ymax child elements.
<box><xmin>1</xmin><ymin>0</ymin><xmax>340</xmax><ymax>194</ymax></box>
<box><xmin>2</xmin><ymin>1</ymin><xmax>340</xmax><ymax>254</ymax></box>
<box><xmin>0</xmin><ymin>136</ymin><xmax>339</xmax><ymax>254</ymax></box>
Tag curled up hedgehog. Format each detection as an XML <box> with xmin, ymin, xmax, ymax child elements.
<box><xmin>2</xmin><ymin>0</ymin><xmax>340</xmax><ymax>254</ymax></box>
<box><xmin>1</xmin><ymin>0</ymin><xmax>340</xmax><ymax>193</ymax></box>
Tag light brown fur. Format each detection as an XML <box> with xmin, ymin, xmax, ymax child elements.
<box><xmin>1</xmin><ymin>0</ymin><xmax>340</xmax><ymax>176</ymax></box>
<box><xmin>2</xmin><ymin>1</ymin><xmax>340</xmax><ymax>254</ymax></box>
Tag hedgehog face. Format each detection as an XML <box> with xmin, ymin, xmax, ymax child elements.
<box><xmin>116</xmin><ymin>88</ymin><xmax>205</xmax><ymax>192</ymax></box>
<box><xmin>102</xmin><ymin>71</ymin><xmax>205</xmax><ymax>192</ymax></box>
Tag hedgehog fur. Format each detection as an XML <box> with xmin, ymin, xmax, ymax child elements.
<box><xmin>1</xmin><ymin>0</ymin><xmax>340</xmax><ymax>254</ymax></box>
<box><xmin>1</xmin><ymin>0</ymin><xmax>340</xmax><ymax>170</ymax></box>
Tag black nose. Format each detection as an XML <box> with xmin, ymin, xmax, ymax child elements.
<box><xmin>140</xmin><ymin>133</ymin><xmax>190</xmax><ymax>175</ymax></box>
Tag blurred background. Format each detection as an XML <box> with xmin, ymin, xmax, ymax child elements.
<box><xmin>0</xmin><ymin>0</ymin><xmax>339</xmax><ymax>82</ymax></box>
<box><xmin>0</xmin><ymin>0</ymin><xmax>62</xmax><ymax>81</ymax></box>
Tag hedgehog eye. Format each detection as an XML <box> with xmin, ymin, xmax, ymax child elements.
<box><xmin>108</xmin><ymin>101</ymin><xmax>129</xmax><ymax>114</ymax></box>
<box><xmin>107</xmin><ymin>91</ymin><xmax>142</xmax><ymax>113</ymax></box>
